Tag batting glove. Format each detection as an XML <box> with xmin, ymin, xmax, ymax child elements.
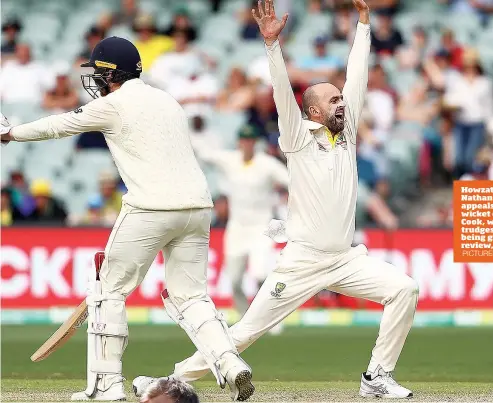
<box><xmin>1</xmin><ymin>114</ymin><xmax>12</xmax><ymax>146</ymax></box>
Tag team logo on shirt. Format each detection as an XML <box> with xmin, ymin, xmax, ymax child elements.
<box><xmin>335</xmin><ymin>133</ymin><xmax>348</xmax><ymax>150</ymax></box>
<box><xmin>317</xmin><ymin>132</ymin><xmax>348</xmax><ymax>152</ymax></box>
<box><xmin>271</xmin><ymin>282</ymin><xmax>286</xmax><ymax>298</ymax></box>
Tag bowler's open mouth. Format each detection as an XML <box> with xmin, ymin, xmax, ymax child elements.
<box><xmin>335</xmin><ymin>108</ymin><xmax>345</xmax><ymax>119</ymax></box>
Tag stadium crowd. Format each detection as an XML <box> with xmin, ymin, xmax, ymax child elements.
<box><xmin>1</xmin><ymin>0</ymin><xmax>492</xmax><ymax>229</ymax></box>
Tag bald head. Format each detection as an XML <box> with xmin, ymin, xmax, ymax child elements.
<box><xmin>302</xmin><ymin>82</ymin><xmax>341</xmax><ymax>118</ymax></box>
<box><xmin>302</xmin><ymin>82</ymin><xmax>346</xmax><ymax>133</ymax></box>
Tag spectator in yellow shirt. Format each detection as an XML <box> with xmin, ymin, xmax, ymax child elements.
<box><xmin>98</xmin><ymin>170</ymin><xmax>123</xmax><ymax>224</ymax></box>
<box><xmin>1</xmin><ymin>187</ymin><xmax>22</xmax><ymax>226</ymax></box>
<box><xmin>133</xmin><ymin>14</ymin><xmax>174</xmax><ymax>71</ymax></box>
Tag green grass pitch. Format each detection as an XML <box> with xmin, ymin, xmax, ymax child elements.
<box><xmin>2</xmin><ymin>325</ymin><xmax>492</xmax><ymax>401</ymax></box>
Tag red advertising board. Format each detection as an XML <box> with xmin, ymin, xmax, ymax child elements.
<box><xmin>1</xmin><ymin>228</ymin><xmax>492</xmax><ymax>310</ymax></box>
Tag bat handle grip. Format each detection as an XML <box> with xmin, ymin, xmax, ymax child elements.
<box><xmin>94</xmin><ymin>251</ymin><xmax>105</xmax><ymax>281</ymax></box>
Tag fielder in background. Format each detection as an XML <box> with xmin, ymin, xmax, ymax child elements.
<box><xmin>134</xmin><ymin>0</ymin><xmax>419</xmax><ymax>399</ymax></box>
<box><xmin>0</xmin><ymin>36</ymin><xmax>254</xmax><ymax>402</ymax></box>
<box><xmin>192</xmin><ymin>123</ymin><xmax>288</xmax><ymax>322</ymax></box>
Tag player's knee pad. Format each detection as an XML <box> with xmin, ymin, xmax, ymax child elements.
<box><xmin>161</xmin><ymin>290</ymin><xmax>238</xmax><ymax>387</ymax></box>
<box><xmin>84</xmin><ymin>252</ymin><xmax>128</xmax><ymax>396</ymax></box>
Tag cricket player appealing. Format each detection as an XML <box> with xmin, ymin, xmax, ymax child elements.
<box><xmin>192</xmin><ymin>124</ymin><xmax>289</xmax><ymax>317</ymax></box>
<box><xmin>0</xmin><ymin>37</ymin><xmax>254</xmax><ymax>402</ymax></box>
<box><xmin>133</xmin><ymin>0</ymin><xmax>419</xmax><ymax>399</ymax></box>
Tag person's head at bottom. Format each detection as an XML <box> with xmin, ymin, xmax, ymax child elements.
<box><xmin>140</xmin><ymin>378</ymin><xmax>199</xmax><ymax>403</ymax></box>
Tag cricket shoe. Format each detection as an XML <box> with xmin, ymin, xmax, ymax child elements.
<box><xmin>71</xmin><ymin>382</ymin><xmax>126</xmax><ymax>401</ymax></box>
<box><xmin>221</xmin><ymin>356</ymin><xmax>255</xmax><ymax>401</ymax></box>
<box><xmin>132</xmin><ymin>376</ymin><xmax>162</xmax><ymax>398</ymax></box>
<box><xmin>268</xmin><ymin>322</ymin><xmax>284</xmax><ymax>336</ymax></box>
<box><xmin>359</xmin><ymin>366</ymin><xmax>413</xmax><ymax>399</ymax></box>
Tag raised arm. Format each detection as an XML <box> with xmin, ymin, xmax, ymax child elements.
<box><xmin>253</xmin><ymin>0</ymin><xmax>309</xmax><ymax>153</ymax></box>
<box><xmin>342</xmin><ymin>0</ymin><xmax>371</xmax><ymax>132</ymax></box>
<box><xmin>190</xmin><ymin>135</ymin><xmax>232</xmax><ymax>172</ymax></box>
<box><xmin>1</xmin><ymin>97</ymin><xmax>120</xmax><ymax>144</ymax></box>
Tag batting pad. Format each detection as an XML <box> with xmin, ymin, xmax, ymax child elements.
<box><xmin>162</xmin><ymin>291</ymin><xmax>238</xmax><ymax>388</ymax></box>
<box><xmin>84</xmin><ymin>253</ymin><xmax>128</xmax><ymax>397</ymax></box>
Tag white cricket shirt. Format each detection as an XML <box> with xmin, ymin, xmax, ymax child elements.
<box><xmin>266</xmin><ymin>22</ymin><xmax>371</xmax><ymax>253</ymax></box>
<box><xmin>193</xmin><ymin>143</ymin><xmax>289</xmax><ymax>228</ymax></box>
<box><xmin>11</xmin><ymin>79</ymin><xmax>213</xmax><ymax>211</ymax></box>
<box><xmin>0</xmin><ymin>60</ymin><xmax>53</xmax><ymax>104</ymax></box>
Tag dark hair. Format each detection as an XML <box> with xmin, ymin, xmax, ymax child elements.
<box><xmin>108</xmin><ymin>68</ymin><xmax>139</xmax><ymax>85</ymax></box>
<box><xmin>172</xmin><ymin>28</ymin><xmax>189</xmax><ymax>38</ymax></box>
<box><xmin>213</xmin><ymin>194</ymin><xmax>228</xmax><ymax>203</ymax></box>
<box><xmin>464</xmin><ymin>63</ymin><xmax>484</xmax><ymax>76</ymax></box>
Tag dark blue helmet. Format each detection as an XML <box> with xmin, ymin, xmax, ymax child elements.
<box><xmin>81</xmin><ymin>36</ymin><xmax>142</xmax><ymax>99</ymax></box>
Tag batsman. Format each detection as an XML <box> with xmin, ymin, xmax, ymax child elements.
<box><xmin>134</xmin><ymin>0</ymin><xmax>419</xmax><ymax>399</ymax></box>
<box><xmin>0</xmin><ymin>37</ymin><xmax>254</xmax><ymax>401</ymax></box>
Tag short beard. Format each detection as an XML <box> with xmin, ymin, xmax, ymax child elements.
<box><xmin>323</xmin><ymin>112</ymin><xmax>345</xmax><ymax>133</ymax></box>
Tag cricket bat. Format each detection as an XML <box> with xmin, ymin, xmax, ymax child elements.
<box><xmin>30</xmin><ymin>300</ymin><xmax>89</xmax><ymax>362</ymax></box>
<box><xmin>30</xmin><ymin>251</ymin><xmax>105</xmax><ymax>362</ymax></box>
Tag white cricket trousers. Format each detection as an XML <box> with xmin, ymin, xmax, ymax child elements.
<box><xmin>173</xmin><ymin>242</ymin><xmax>419</xmax><ymax>381</ymax></box>
<box><xmin>99</xmin><ymin>203</ymin><xmax>211</xmax><ymax>305</ymax></box>
<box><xmin>224</xmin><ymin>222</ymin><xmax>275</xmax><ymax>315</ymax></box>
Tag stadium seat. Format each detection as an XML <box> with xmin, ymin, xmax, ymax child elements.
<box><xmin>64</xmin><ymin>12</ymin><xmax>102</xmax><ymax>43</ymax></box>
<box><xmin>385</xmin><ymin>124</ymin><xmax>422</xmax><ymax>192</ymax></box>
<box><xmin>194</xmin><ymin>40</ymin><xmax>228</xmax><ymax>72</ymax></box>
<box><xmin>228</xmin><ymin>41</ymin><xmax>267</xmax><ymax>69</ymax></box>
<box><xmin>294</xmin><ymin>13</ymin><xmax>333</xmax><ymax>45</ymax></box>
<box><xmin>64</xmin><ymin>151</ymin><xmax>117</xmax><ymax>196</ymax></box>
<box><xmin>394</xmin><ymin>12</ymin><xmax>436</xmax><ymax>35</ymax></box>
<box><xmin>139</xmin><ymin>0</ymin><xmax>162</xmax><ymax>15</ymax></box>
<box><xmin>30</xmin><ymin>0</ymin><xmax>70</xmax><ymax>18</ymax></box>
<box><xmin>209</xmin><ymin>112</ymin><xmax>246</xmax><ymax>149</ymax></box>
<box><xmin>50</xmin><ymin>178</ymin><xmax>74</xmax><ymax>202</ymax></box>
<box><xmin>478</xmin><ymin>46</ymin><xmax>493</xmax><ymax>74</ymax></box>
<box><xmin>0</xmin><ymin>144</ymin><xmax>28</xmax><ymax>183</ymax></box>
<box><xmin>285</xmin><ymin>42</ymin><xmax>312</xmax><ymax>60</ymax></box>
<box><xmin>185</xmin><ymin>0</ymin><xmax>213</xmax><ymax>26</ymax></box>
<box><xmin>1</xmin><ymin>103</ymin><xmax>48</xmax><ymax>125</ymax></box>
<box><xmin>82</xmin><ymin>0</ymin><xmax>116</xmax><ymax>15</ymax></box>
<box><xmin>439</xmin><ymin>13</ymin><xmax>481</xmax><ymax>36</ymax></box>
<box><xmin>154</xmin><ymin>10</ymin><xmax>173</xmax><ymax>30</ymax></box>
<box><xmin>201</xmin><ymin>14</ymin><xmax>241</xmax><ymax>48</ymax></box>
<box><xmin>47</xmin><ymin>41</ymin><xmax>84</xmax><ymax>63</ymax></box>
<box><xmin>107</xmin><ymin>26</ymin><xmax>136</xmax><ymax>42</ymax></box>
<box><xmin>21</xmin><ymin>139</ymin><xmax>76</xmax><ymax>185</ymax></box>
<box><xmin>222</xmin><ymin>0</ymin><xmax>248</xmax><ymax>14</ymax></box>
<box><xmin>19</xmin><ymin>14</ymin><xmax>61</xmax><ymax>53</ymax></box>
<box><xmin>327</xmin><ymin>41</ymin><xmax>350</xmax><ymax>64</ymax></box>
<box><xmin>391</xmin><ymin>70</ymin><xmax>419</xmax><ymax>96</ymax></box>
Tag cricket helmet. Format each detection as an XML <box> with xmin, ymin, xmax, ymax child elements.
<box><xmin>80</xmin><ymin>36</ymin><xmax>142</xmax><ymax>99</ymax></box>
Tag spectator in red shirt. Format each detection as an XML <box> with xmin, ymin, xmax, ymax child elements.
<box><xmin>368</xmin><ymin>63</ymin><xmax>398</xmax><ymax>104</ymax></box>
<box><xmin>439</xmin><ymin>29</ymin><xmax>464</xmax><ymax>69</ymax></box>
